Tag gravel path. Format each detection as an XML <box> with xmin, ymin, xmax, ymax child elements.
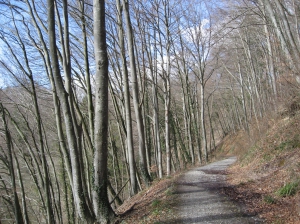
<box><xmin>171</xmin><ymin>157</ymin><xmax>263</xmax><ymax>224</ymax></box>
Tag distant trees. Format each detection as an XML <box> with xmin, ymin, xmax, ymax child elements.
<box><xmin>0</xmin><ymin>0</ymin><xmax>298</xmax><ymax>222</ymax></box>
<box><xmin>257</xmin><ymin>0</ymin><xmax>300</xmax><ymax>81</ymax></box>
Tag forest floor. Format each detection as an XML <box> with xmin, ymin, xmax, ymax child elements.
<box><xmin>116</xmin><ymin>157</ymin><xmax>261</xmax><ymax>224</ymax></box>
<box><xmin>115</xmin><ymin>173</ymin><xmax>179</xmax><ymax>223</ymax></box>
<box><xmin>117</xmin><ymin>102</ymin><xmax>300</xmax><ymax>224</ymax></box>
<box><xmin>217</xmin><ymin>106</ymin><xmax>300</xmax><ymax>224</ymax></box>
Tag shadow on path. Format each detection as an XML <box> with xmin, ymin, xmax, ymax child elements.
<box><xmin>172</xmin><ymin>157</ymin><xmax>263</xmax><ymax>224</ymax></box>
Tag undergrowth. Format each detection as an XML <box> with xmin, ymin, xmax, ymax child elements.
<box><xmin>218</xmin><ymin>100</ymin><xmax>300</xmax><ymax>223</ymax></box>
<box><xmin>277</xmin><ymin>182</ymin><xmax>299</xmax><ymax>197</ymax></box>
<box><xmin>150</xmin><ymin>185</ymin><xmax>175</xmax><ymax>216</ymax></box>
<box><xmin>263</xmin><ymin>195</ymin><xmax>276</xmax><ymax>204</ymax></box>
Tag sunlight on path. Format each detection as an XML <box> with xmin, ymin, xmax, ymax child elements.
<box><xmin>171</xmin><ymin>157</ymin><xmax>263</xmax><ymax>224</ymax></box>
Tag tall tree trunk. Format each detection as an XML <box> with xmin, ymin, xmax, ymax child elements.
<box><xmin>79</xmin><ymin>0</ymin><xmax>95</xmax><ymax>139</ymax></box>
<box><xmin>122</xmin><ymin>0</ymin><xmax>151</xmax><ymax>186</ymax></box>
<box><xmin>93</xmin><ymin>0</ymin><xmax>115</xmax><ymax>222</ymax></box>
<box><xmin>164</xmin><ymin>13</ymin><xmax>171</xmax><ymax>177</ymax></box>
<box><xmin>199</xmin><ymin>82</ymin><xmax>208</xmax><ymax>162</ymax></box>
<box><xmin>116</xmin><ymin>0</ymin><xmax>137</xmax><ymax>195</ymax></box>
<box><xmin>146</xmin><ymin>27</ymin><xmax>163</xmax><ymax>178</ymax></box>
<box><xmin>47</xmin><ymin>0</ymin><xmax>93</xmax><ymax>221</ymax></box>
<box><xmin>263</xmin><ymin>13</ymin><xmax>277</xmax><ymax>98</ymax></box>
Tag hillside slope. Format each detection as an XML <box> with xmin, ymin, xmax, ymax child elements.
<box><xmin>117</xmin><ymin>100</ymin><xmax>300</xmax><ymax>224</ymax></box>
<box><xmin>218</xmin><ymin>102</ymin><xmax>300</xmax><ymax>223</ymax></box>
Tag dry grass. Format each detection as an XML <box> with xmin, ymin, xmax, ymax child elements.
<box><xmin>220</xmin><ymin>108</ymin><xmax>300</xmax><ymax>224</ymax></box>
<box><xmin>117</xmin><ymin>98</ymin><xmax>300</xmax><ymax>224</ymax></box>
<box><xmin>116</xmin><ymin>175</ymin><xmax>180</xmax><ymax>224</ymax></box>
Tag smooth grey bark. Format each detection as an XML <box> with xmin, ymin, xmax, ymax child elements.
<box><xmin>152</xmin><ymin>0</ymin><xmax>174</xmax><ymax>174</ymax></box>
<box><xmin>145</xmin><ymin>26</ymin><xmax>163</xmax><ymax>178</ymax></box>
<box><xmin>163</xmin><ymin>0</ymin><xmax>171</xmax><ymax>176</ymax></box>
<box><xmin>152</xmin><ymin>81</ymin><xmax>163</xmax><ymax>178</ymax></box>
<box><xmin>56</xmin><ymin>3</ymin><xmax>94</xmax><ymax>207</ymax></box>
<box><xmin>144</xmin><ymin>92</ymin><xmax>152</xmax><ymax>175</ymax></box>
<box><xmin>116</xmin><ymin>0</ymin><xmax>137</xmax><ymax>195</ymax></box>
<box><xmin>108</xmin><ymin>80</ymin><xmax>131</xmax><ymax>188</ymax></box>
<box><xmin>222</xmin><ymin>50</ymin><xmax>250</xmax><ymax>134</ymax></box>
<box><xmin>237</xmin><ymin>30</ymin><xmax>261</xmax><ymax>123</ymax></box>
<box><xmin>93</xmin><ymin>0</ymin><xmax>115</xmax><ymax>222</ymax></box>
<box><xmin>122</xmin><ymin>0</ymin><xmax>151</xmax><ymax>186</ymax></box>
<box><xmin>206</xmin><ymin>95</ymin><xmax>216</xmax><ymax>153</ymax></box>
<box><xmin>72</xmin><ymin>102</ymin><xmax>95</xmax><ymax>200</ymax></box>
<box><xmin>108</xmin><ymin>124</ymin><xmax>122</xmax><ymax>194</ymax></box>
<box><xmin>199</xmin><ymin>81</ymin><xmax>208</xmax><ymax>162</ymax></box>
<box><xmin>259</xmin><ymin>0</ymin><xmax>300</xmax><ymax>82</ymax></box>
<box><xmin>112</xmin><ymin>77</ymin><xmax>137</xmax><ymax>190</ymax></box>
<box><xmin>170</xmin><ymin>107</ymin><xmax>181</xmax><ymax>170</ymax></box>
<box><xmin>237</xmin><ymin>59</ymin><xmax>250</xmax><ymax>133</ymax></box>
<box><xmin>136</xmin><ymin>22</ymin><xmax>152</xmax><ymax>176</ymax></box>
<box><xmin>273</xmin><ymin>0</ymin><xmax>300</xmax><ymax>58</ymax></box>
<box><xmin>172</xmin><ymin>101</ymin><xmax>190</xmax><ymax>165</ymax></box>
<box><xmin>60</xmin><ymin>150</ymin><xmax>72</xmax><ymax>224</ymax></box>
<box><xmin>193</xmin><ymin>88</ymin><xmax>202</xmax><ymax>163</ymax></box>
<box><xmin>78</xmin><ymin>0</ymin><xmax>95</xmax><ymax>139</ymax></box>
<box><xmin>47</xmin><ymin>0</ymin><xmax>94</xmax><ymax>221</ymax></box>
<box><xmin>145</xmin><ymin>27</ymin><xmax>163</xmax><ymax>178</ymax></box>
<box><xmin>172</xmin><ymin>29</ymin><xmax>194</xmax><ymax>165</ymax></box>
<box><xmin>262</xmin><ymin>11</ymin><xmax>277</xmax><ymax>98</ymax></box>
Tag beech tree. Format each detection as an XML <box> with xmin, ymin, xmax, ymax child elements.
<box><xmin>115</xmin><ymin>0</ymin><xmax>138</xmax><ymax>195</ymax></box>
<box><xmin>122</xmin><ymin>0</ymin><xmax>152</xmax><ymax>186</ymax></box>
<box><xmin>1</xmin><ymin>0</ymin><xmax>295</xmax><ymax>222</ymax></box>
<box><xmin>92</xmin><ymin>0</ymin><xmax>115</xmax><ymax>222</ymax></box>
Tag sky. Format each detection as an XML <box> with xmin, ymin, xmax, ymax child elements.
<box><xmin>0</xmin><ymin>75</ymin><xmax>3</xmax><ymax>88</ymax></box>
<box><xmin>0</xmin><ymin>46</ymin><xmax>5</xmax><ymax>88</ymax></box>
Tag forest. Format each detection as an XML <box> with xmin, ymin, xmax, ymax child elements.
<box><xmin>0</xmin><ymin>0</ymin><xmax>299</xmax><ymax>223</ymax></box>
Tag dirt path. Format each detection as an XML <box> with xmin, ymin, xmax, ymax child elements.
<box><xmin>171</xmin><ymin>157</ymin><xmax>263</xmax><ymax>224</ymax></box>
